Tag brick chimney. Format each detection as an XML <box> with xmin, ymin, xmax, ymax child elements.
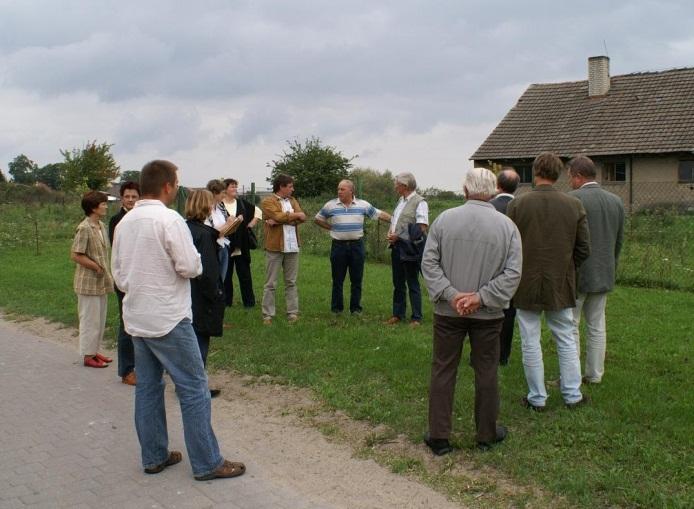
<box><xmin>588</xmin><ymin>56</ymin><xmax>610</xmax><ymax>97</ymax></box>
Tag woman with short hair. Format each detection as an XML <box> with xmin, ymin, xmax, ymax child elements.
<box><xmin>70</xmin><ymin>191</ymin><xmax>115</xmax><ymax>368</ymax></box>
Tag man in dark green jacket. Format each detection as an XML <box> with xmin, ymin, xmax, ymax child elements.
<box><xmin>568</xmin><ymin>156</ymin><xmax>625</xmax><ymax>384</ymax></box>
<box><xmin>507</xmin><ymin>152</ymin><xmax>591</xmax><ymax>411</ymax></box>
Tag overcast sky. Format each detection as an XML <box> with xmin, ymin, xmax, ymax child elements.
<box><xmin>2</xmin><ymin>0</ymin><xmax>693</xmax><ymax>191</ymax></box>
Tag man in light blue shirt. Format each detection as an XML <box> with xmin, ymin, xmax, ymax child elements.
<box><xmin>315</xmin><ymin>179</ymin><xmax>391</xmax><ymax>314</ymax></box>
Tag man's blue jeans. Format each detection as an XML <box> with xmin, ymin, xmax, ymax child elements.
<box><xmin>391</xmin><ymin>247</ymin><xmax>422</xmax><ymax>321</ymax></box>
<box><xmin>133</xmin><ymin>318</ymin><xmax>223</xmax><ymax>477</ymax></box>
<box><xmin>330</xmin><ymin>239</ymin><xmax>365</xmax><ymax>313</ymax></box>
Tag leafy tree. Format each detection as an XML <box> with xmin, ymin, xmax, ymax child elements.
<box><xmin>35</xmin><ymin>163</ymin><xmax>65</xmax><ymax>190</ymax></box>
<box><xmin>62</xmin><ymin>141</ymin><xmax>120</xmax><ymax>191</ymax></box>
<box><xmin>267</xmin><ymin>137</ymin><xmax>354</xmax><ymax>197</ymax></box>
<box><xmin>8</xmin><ymin>154</ymin><xmax>38</xmax><ymax>185</ymax></box>
<box><xmin>348</xmin><ymin>167</ymin><xmax>395</xmax><ymax>208</ymax></box>
<box><xmin>120</xmin><ymin>170</ymin><xmax>141</xmax><ymax>183</ymax></box>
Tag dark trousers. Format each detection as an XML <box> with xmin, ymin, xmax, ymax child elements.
<box><xmin>428</xmin><ymin>314</ymin><xmax>503</xmax><ymax>443</ymax></box>
<box><xmin>330</xmin><ymin>239</ymin><xmax>365</xmax><ymax>313</ymax></box>
<box><xmin>194</xmin><ymin>331</ymin><xmax>210</xmax><ymax>367</ymax></box>
<box><xmin>224</xmin><ymin>254</ymin><xmax>256</xmax><ymax>307</ymax></box>
<box><xmin>115</xmin><ymin>289</ymin><xmax>135</xmax><ymax>377</ymax></box>
<box><xmin>391</xmin><ymin>247</ymin><xmax>422</xmax><ymax>321</ymax></box>
<box><xmin>499</xmin><ymin>304</ymin><xmax>516</xmax><ymax>364</ymax></box>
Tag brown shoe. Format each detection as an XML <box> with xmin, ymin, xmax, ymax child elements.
<box><xmin>122</xmin><ymin>372</ymin><xmax>137</xmax><ymax>386</ymax></box>
<box><xmin>384</xmin><ymin>316</ymin><xmax>401</xmax><ymax>325</ymax></box>
<box><xmin>287</xmin><ymin>314</ymin><xmax>299</xmax><ymax>323</ymax></box>
<box><xmin>409</xmin><ymin>320</ymin><xmax>422</xmax><ymax>327</ymax></box>
<box><xmin>144</xmin><ymin>451</ymin><xmax>182</xmax><ymax>474</ymax></box>
<box><xmin>194</xmin><ymin>459</ymin><xmax>246</xmax><ymax>481</ymax></box>
<box><xmin>262</xmin><ymin>317</ymin><xmax>272</xmax><ymax>325</ymax></box>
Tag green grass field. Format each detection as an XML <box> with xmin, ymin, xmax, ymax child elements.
<box><xmin>0</xmin><ymin>233</ymin><xmax>692</xmax><ymax>508</ymax></box>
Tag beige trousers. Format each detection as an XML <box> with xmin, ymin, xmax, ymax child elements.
<box><xmin>77</xmin><ymin>294</ymin><xmax>108</xmax><ymax>356</ymax></box>
<box><xmin>262</xmin><ymin>251</ymin><xmax>299</xmax><ymax>319</ymax></box>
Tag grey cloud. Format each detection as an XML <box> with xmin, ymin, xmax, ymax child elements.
<box><xmin>2</xmin><ymin>0</ymin><xmax>694</xmax><ymax>163</ymax></box>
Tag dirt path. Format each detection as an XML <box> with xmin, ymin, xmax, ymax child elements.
<box><xmin>2</xmin><ymin>314</ymin><xmax>467</xmax><ymax>508</ymax></box>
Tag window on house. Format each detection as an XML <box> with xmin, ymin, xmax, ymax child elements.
<box><xmin>678</xmin><ymin>161</ymin><xmax>694</xmax><ymax>183</ymax></box>
<box><xmin>516</xmin><ymin>165</ymin><xmax>533</xmax><ymax>184</ymax></box>
<box><xmin>604</xmin><ymin>161</ymin><xmax>627</xmax><ymax>182</ymax></box>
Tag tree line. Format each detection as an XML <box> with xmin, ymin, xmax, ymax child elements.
<box><xmin>2</xmin><ymin>137</ymin><xmax>458</xmax><ymax>203</ymax></box>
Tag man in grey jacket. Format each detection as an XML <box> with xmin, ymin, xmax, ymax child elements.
<box><xmin>568</xmin><ymin>156</ymin><xmax>625</xmax><ymax>384</ymax></box>
<box><xmin>421</xmin><ymin>168</ymin><xmax>522</xmax><ymax>455</ymax></box>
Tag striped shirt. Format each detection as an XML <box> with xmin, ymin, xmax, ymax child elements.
<box><xmin>315</xmin><ymin>198</ymin><xmax>380</xmax><ymax>240</ymax></box>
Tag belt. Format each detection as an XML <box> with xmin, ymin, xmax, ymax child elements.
<box><xmin>332</xmin><ymin>238</ymin><xmax>363</xmax><ymax>244</ymax></box>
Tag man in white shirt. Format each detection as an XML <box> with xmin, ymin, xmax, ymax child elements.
<box><xmin>111</xmin><ymin>160</ymin><xmax>245</xmax><ymax>481</ymax></box>
<box><xmin>385</xmin><ymin>172</ymin><xmax>429</xmax><ymax>326</ymax></box>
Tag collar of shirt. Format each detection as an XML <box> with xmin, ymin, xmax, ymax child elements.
<box><xmin>336</xmin><ymin>197</ymin><xmax>356</xmax><ymax>207</ymax></box>
<box><xmin>134</xmin><ymin>199</ymin><xmax>166</xmax><ymax>209</ymax></box>
<box><xmin>495</xmin><ymin>193</ymin><xmax>515</xmax><ymax>200</ymax></box>
<box><xmin>580</xmin><ymin>181</ymin><xmax>600</xmax><ymax>188</ymax></box>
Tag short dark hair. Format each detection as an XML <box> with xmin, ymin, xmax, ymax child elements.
<box><xmin>566</xmin><ymin>155</ymin><xmax>597</xmax><ymax>179</ymax></box>
<box><xmin>532</xmin><ymin>152</ymin><xmax>563</xmax><ymax>182</ymax></box>
<box><xmin>119</xmin><ymin>180</ymin><xmax>140</xmax><ymax>196</ymax></box>
<box><xmin>223</xmin><ymin>178</ymin><xmax>238</xmax><ymax>187</ymax></box>
<box><xmin>497</xmin><ymin>167</ymin><xmax>520</xmax><ymax>194</ymax></box>
<box><xmin>81</xmin><ymin>191</ymin><xmax>108</xmax><ymax>216</ymax></box>
<box><xmin>140</xmin><ymin>160</ymin><xmax>178</xmax><ymax>196</ymax></box>
<box><xmin>206</xmin><ymin>179</ymin><xmax>225</xmax><ymax>194</ymax></box>
<box><xmin>272</xmin><ymin>174</ymin><xmax>294</xmax><ymax>193</ymax></box>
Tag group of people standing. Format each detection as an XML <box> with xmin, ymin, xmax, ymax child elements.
<box><xmin>421</xmin><ymin>152</ymin><xmax>624</xmax><ymax>455</ymax></box>
<box><xmin>68</xmin><ymin>151</ymin><xmax>623</xmax><ymax>478</ymax></box>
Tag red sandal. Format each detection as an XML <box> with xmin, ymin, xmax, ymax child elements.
<box><xmin>84</xmin><ymin>356</ymin><xmax>108</xmax><ymax>368</ymax></box>
<box><xmin>94</xmin><ymin>353</ymin><xmax>113</xmax><ymax>363</ymax></box>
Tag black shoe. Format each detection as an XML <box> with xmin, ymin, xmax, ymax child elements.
<box><xmin>423</xmin><ymin>432</ymin><xmax>453</xmax><ymax>456</ymax></box>
<box><xmin>582</xmin><ymin>376</ymin><xmax>600</xmax><ymax>385</ymax></box>
<box><xmin>210</xmin><ymin>389</ymin><xmax>221</xmax><ymax>398</ymax></box>
<box><xmin>565</xmin><ymin>394</ymin><xmax>590</xmax><ymax>409</ymax></box>
<box><xmin>477</xmin><ymin>425</ymin><xmax>508</xmax><ymax>451</ymax></box>
<box><xmin>521</xmin><ymin>397</ymin><xmax>545</xmax><ymax>412</ymax></box>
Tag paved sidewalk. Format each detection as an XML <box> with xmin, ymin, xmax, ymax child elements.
<box><xmin>0</xmin><ymin>321</ymin><xmax>329</xmax><ymax>509</ymax></box>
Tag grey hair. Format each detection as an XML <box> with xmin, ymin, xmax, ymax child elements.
<box><xmin>464</xmin><ymin>168</ymin><xmax>497</xmax><ymax>199</ymax></box>
<box><xmin>394</xmin><ymin>172</ymin><xmax>417</xmax><ymax>190</ymax></box>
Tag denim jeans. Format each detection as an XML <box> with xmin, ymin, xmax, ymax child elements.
<box><xmin>516</xmin><ymin>308</ymin><xmax>583</xmax><ymax>406</ymax></box>
<box><xmin>116</xmin><ymin>289</ymin><xmax>135</xmax><ymax>377</ymax></box>
<box><xmin>390</xmin><ymin>247</ymin><xmax>422</xmax><ymax>321</ymax></box>
<box><xmin>132</xmin><ymin>318</ymin><xmax>223</xmax><ymax>477</ymax></box>
<box><xmin>572</xmin><ymin>292</ymin><xmax>608</xmax><ymax>383</ymax></box>
<box><xmin>217</xmin><ymin>245</ymin><xmax>229</xmax><ymax>283</ymax></box>
<box><xmin>330</xmin><ymin>239</ymin><xmax>365</xmax><ymax>313</ymax></box>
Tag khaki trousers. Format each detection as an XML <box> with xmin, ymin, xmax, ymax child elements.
<box><xmin>261</xmin><ymin>251</ymin><xmax>299</xmax><ymax>319</ymax></box>
<box><xmin>428</xmin><ymin>314</ymin><xmax>503</xmax><ymax>443</ymax></box>
<box><xmin>77</xmin><ymin>294</ymin><xmax>108</xmax><ymax>356</ymax></box>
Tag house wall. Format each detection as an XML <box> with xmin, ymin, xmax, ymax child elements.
<box><xmin>473</xmin><ymin>154</ymin><xmax>694</xmax><ymax>212</ymax></box>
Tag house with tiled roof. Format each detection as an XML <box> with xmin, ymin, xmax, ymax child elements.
<box><xmin>472</xmin><ymin>57</ymin><xmax>694</xmax><ymax>211</ymax></box>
